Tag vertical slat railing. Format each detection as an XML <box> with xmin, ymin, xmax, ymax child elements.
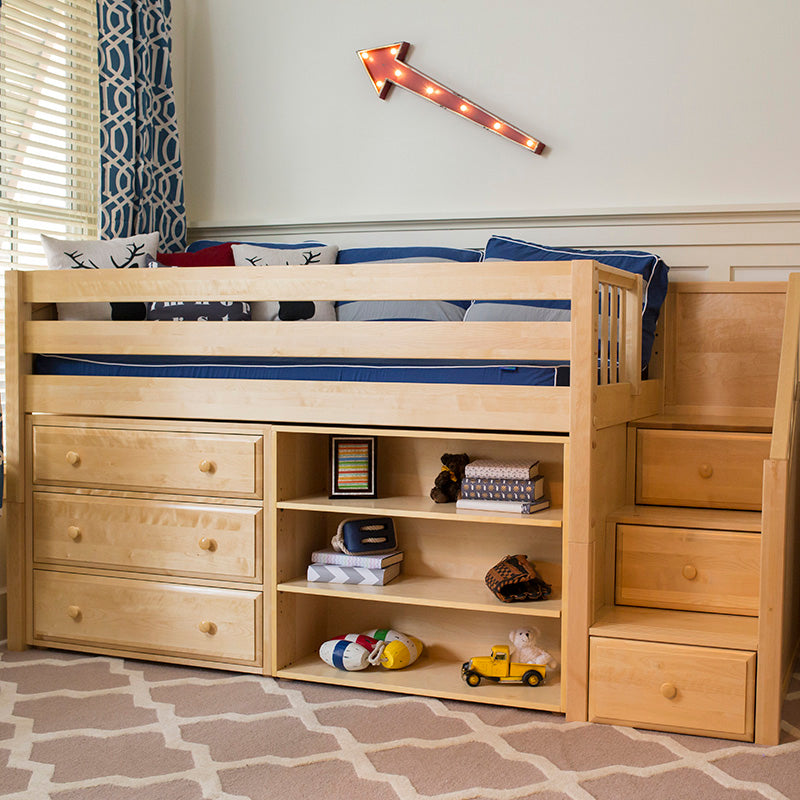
<box><xmin>595</xmin><ymin>266</ymin><xmax>642</xmax><ymax>392</ymax></box>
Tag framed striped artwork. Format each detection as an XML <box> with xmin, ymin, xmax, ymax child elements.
<box><xmin>330</xmin><ymin>436</ymin><xmax>378</xmax><ymax>498</ymax></box>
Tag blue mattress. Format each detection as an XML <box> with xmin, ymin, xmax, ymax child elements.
<box><xmin>34</xmin><ymin>355</ymin><xmax>570</xmax><ymax>387</ymax></box>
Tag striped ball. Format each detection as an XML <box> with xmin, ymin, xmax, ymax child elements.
<box><xmin>318</xmin><ymin>638</ymin><xmax>372</xmax><ymax>671</ymax></box>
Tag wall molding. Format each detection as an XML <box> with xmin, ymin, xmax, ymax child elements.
<box><xmin>191</xmin><ymin>204</ymin><xmax>800</xmax><ymax>243</ymax></box>
<box><xmin>189</xmin><ymin>204</ymin><xmax>800</xmax><ymax>284</ymax></box>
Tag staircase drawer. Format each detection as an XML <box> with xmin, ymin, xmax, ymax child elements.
<box><xmin>636</xmin><ymin>429</ymin><xmax>770</xmax><ymax>509</ymax></box>
<box><xmin>32</xmin><ymin>424</ymin><xmax>263</xmax><ymax>498</ymax></box>
<box><xmin>589</xmin><ymin>637</ymin><xmax>755</xmax><ymax>740</ymax></box>
<box><xmin>615</xmin><ymin>524</ymin><xmax>760</xmax><ymax>615</ymax></box>
<box><xmin>33</xmin><ymin>570</ymin><xmax>261</xmax><ymax>665</ymax></box>
<box><xmin>33</xmin><ymin>493</ymin><xmax>262</xmax><ymax>581</ymax></box>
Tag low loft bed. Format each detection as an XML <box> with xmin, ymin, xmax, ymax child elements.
<box><xmin>4</xmin><ymin>260</ymin><xmax>798</xmax><ymax>745</ymax></box>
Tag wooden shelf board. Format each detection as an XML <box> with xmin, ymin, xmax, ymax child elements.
<box><xmin>591</xmin><ymin>606</ymin><xmax>758</xmax><ymax>651</ymax></box>
<box><xmin>277</xmin><ymin>652</ymin><xmax>563</xmax><ymax>712</ymax></box>
<box><xmin>278</xmin><ymin>574</ymin><xmax>562</xmax><ymax>617</ymax></box>
<box><xmin>631</xmin><ymin>412</ymin><xmax>773</xmax><ymax>433</ymax></box>
<box><xmin>277</xmin><ymin>494</ymin><xmax>563</xmax><ymax>528</ymax></box>
<box><xmin>608</xmin><ymin>504</ymin><xmax>762</xmax><ymax>532</ymax></box>
<box><xmin>273</xmin><ymin>424</ymin><xmax>568</xmax><ymax>445</ymax></box>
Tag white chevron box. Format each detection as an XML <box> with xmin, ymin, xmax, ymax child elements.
<box><xmin>306</xmin><ymin>563</ymin><xmax>401</xmax><ymax>585</ymax></box>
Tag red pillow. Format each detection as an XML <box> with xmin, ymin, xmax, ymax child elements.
<box><xmin>157</xmin><ymin>242</ymin><xmax>236</xmax><ymax>267</ymax></box>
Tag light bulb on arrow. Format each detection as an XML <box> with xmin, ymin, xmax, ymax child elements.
<box><xmin>358</xmin><ymin>41</ymin><xmax>545</xmax><ymax>155</ymax></box>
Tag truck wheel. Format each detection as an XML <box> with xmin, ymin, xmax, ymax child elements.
<box><xmin>465</xmin><ymin>671</ymin><xmax>481</xmax><ymax>687</ymax></box>
<box><xmin>523</xmin><ymin>670</ymin><xmax>543</xmax><ymax>687</ymax></box>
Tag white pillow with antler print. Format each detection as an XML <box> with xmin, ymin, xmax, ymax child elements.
<box><xmin>41</xmin><ymin>232</ymin><xmax>159</xmax><ymax>321</ymax></box>
<box><xmin>232</xmin><ymin>242</ymin><xmax>338</xmax><ymax>321</ymax></box>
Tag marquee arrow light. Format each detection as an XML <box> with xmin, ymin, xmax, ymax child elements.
<box><xmin>358</xmin><ymin>41</ymin><xmax>545</xmax><ymax>155</ymax></box>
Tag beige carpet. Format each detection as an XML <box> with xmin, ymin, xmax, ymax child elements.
<box><xmin>1</xmin><ymin>644</ymin><xmax>799</xmax><ymax>800</ymax></box>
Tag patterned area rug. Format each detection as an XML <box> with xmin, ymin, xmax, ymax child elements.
<box><xmin>1</xmin><ymin>645</ymin><xmax>799</xmax><ymax>800</ymax></box>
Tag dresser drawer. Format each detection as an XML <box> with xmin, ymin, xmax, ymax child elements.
<box><xmin>615</xmin><ymin>524</ymin><xmax>760</xmax><ymax>615</ymax></box>
<box><xmin>589</xmin><ymin>637</ymin><xmax>755</xmax><ymax>740</ymax></box>
<box><xmin>32</xmin><ymin>425</ymin><xmax>263</xmax><ymax>498</ymax></box>
<box><xmin>636</xmin><ymin>429</ymin><xmax>770</xmax><ymax>509</ymax></box>
<box><xmin>33</xmin><ymin>493</ymin><xmax>262</xmax><ymax>581</ymax></box>
<box><xmin>33</xmin><ymin>571</ymin><xmax>261</xmax><ymax>665</ymax></box>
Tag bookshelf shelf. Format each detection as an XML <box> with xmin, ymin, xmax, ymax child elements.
<box><xmin>278</xmin><ymin>574</ymin><xmax>563</xmax><ymax>617</ymax></box>
<box><xmin>277</xmin><ymin>494</ymin><xmax>562</xmax><ymax>527</ymax></box>
<box><xmin>272</xmin><ymin>427</ymin><xmax>566</xmax><ymax>711</ymax></box>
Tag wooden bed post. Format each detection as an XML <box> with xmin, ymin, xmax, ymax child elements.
<box><xmin>564</xmin><ymin>260</ymin><xmax>599</xmax><ymax>721</ymax></box>
<box><xmin>4</xmin><ymin>269</ymin><xmax>30</xmax><ymax>650</ymax></box>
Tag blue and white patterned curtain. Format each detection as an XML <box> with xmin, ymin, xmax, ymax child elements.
<box><xmin>97</xmin><ymin>0</ymin><xmax>186</xmax><ymax>252</ymax></box>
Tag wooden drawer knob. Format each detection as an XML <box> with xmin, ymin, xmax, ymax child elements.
<box><xmin>198</xmin><ymin>537</ymin><xmax>217</xmax><ymax>551</ymax></box>
<box><xmin>67</xmin><ymin>605</ymin><xmax>82</xmax><ymax>620</ymax></box>
<box><xmin>66</xmin><ymin>451</ymin><xmax>81</xmax><ymax>466</ymax></box>
<box><xmin>198</xmin><ymin>620</ymin><xmax>217</xmax><ymax>635</ymax></box>
<box><xmin>698</xmin><ymin>463</ymin><xmax>714</xmax><ymax>479</ymax></box>
<box><xmin>660</xmin><ymin>682</ymin><xmax>678</xmax><ymax>700</ymax></box>
<box><xmin>198</xmin><ymin>459</ymin><xmax>215</xmax><ymax>474</ymax></box>
<box><xmin>67</xmin><ymin>526</ymin><xmax>81</xmax><ymax>541</ymax></box>
<box><xmin>682</xmin><ymin>564</ymin><xmax>698</xmax><ymax>581</ymax></box>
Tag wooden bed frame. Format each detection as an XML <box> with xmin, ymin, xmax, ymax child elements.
<box><xmin>3</xmin><ymin>260</ymin><xmax>798</xmax><ymax>745</ymax></box>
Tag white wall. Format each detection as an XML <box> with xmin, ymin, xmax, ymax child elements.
<box><xmin>178</xmin><ymin>0</ymin><xmax>800</xmax><ymax>229</ymax></box>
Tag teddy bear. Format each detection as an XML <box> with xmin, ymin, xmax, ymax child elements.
<box><xmin>509</xmin><ymin>626</ymin><xmax>558</xmax><ymax>669</ymax></box>
<box><xmin>429</xmin><ymin>452</ymin><xmax>470</xmax><ymax>503</ymax></box>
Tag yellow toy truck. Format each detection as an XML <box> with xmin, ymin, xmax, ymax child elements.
<box><xmin>461</xmin><ymin>645</ymin><xmax>546</xmax><ymax>687</ymax></box>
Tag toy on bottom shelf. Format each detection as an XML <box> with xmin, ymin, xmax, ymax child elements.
<box><xmin>363</xmin><ymin>628</ymin><xmax>424</xmax><ymax>669</ymax></box>
<box><xmin>318</xmin><ymin>628</ymin><xmax>423</xmax><ymax>672</ymax></box>
<box><xmin>318</xmin><ymin>633</ymin><xmax>380</xmax><ymax>671</ymax></box>
<box><xmin>461</xmin><ymin>645</ymin><xmax>546</xmax><ymax>687</ymax></box>
<box><xmin>508</xmin><ymin>626</ymin><xmax>558</xmax><ymax>669</ymax></box>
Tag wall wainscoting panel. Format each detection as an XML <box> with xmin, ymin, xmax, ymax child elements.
<box><xmin>190</xmin><ymin>205</ymin><xmax>800</xmax><ymax>283</ymax></box>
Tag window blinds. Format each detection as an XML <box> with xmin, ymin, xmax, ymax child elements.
<box><xmin>0</xmin><ymin>0</ymin><xmax>99</xmax><ymax>403</ymax></box>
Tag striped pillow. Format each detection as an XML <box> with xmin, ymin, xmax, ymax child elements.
<box><xmin>335</xmin><ymin>246</ymin><xmax>481</xmax><ymax>321</ymax></box>
<box><xmin>467</xmin><ymin>236</ymin><xmax>669</xmax><ymax>366</ymax></box>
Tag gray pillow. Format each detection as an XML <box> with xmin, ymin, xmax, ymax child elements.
<box><xmin>41</xmin><ymin>232</ymin><xmax>159</xmax><ymax>320</ymax></box>
<box><xmin>232</xmin><ymin>243</ymin><xmax>337</xmax><ymax>321</ymax></box>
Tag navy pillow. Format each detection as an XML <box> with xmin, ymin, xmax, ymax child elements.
<box><xmin>335</xmin><ymin>246</ymin><xmax>481</xmax><ymax>321</ymax></box>
<box><xmin>145</xmin><ymin>258</ymin><xmax>252</xmax><ymax>321</ymax></box>
<box><xmin>146</xmin><ymin>300</ymin><xmax>252</xmax><ymax>321</ymax></box>
<box><xmin>471</xmin><ymin>236</ymin><xmax>669</xmax><ymax>366</ymax></box>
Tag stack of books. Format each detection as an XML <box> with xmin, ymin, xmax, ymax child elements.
<box><xmin>456</xmin><ymin>458</ymin><xmax>550</xmax><ymax>514</ymax></box>
<box><xmin>306</xmin><ymin>547</ymin><xmax>404</xmax><ymax>585</ymax></box>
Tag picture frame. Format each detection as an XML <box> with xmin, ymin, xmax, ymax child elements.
<box><xmin>330</xmin><ymin>435</ymin><xmax>377</xmax><ymax>498</ymax></box>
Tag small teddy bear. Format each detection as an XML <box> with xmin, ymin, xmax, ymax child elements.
<box><xmin>509</xmin><ymin>626</ymin><xmax>558</xmax><ymax>669</ymax></box>
<box><xmin>429</xmin><ymin>453</ymin><xmax>470</xmax><ymax>503</ymax></box>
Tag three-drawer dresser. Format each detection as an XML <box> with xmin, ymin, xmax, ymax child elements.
<box><xmin>27</xmin><ymin>417</ymin><xmax>269</xmax><ymax>671</ymax></box>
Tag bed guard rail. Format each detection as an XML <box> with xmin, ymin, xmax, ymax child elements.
<box><xmin>12</xmin><ymin>259</ymin><xmax>642</xmax><ymax>392</ymax></box>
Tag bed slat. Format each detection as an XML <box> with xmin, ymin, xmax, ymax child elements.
<box><xmin>21</xmin><ymin>262</ymin><xmax>574</xmax><ymax>303</ymax></box>
<box><xmin>24</xmin><ymin>320</ymin><xmax>572</xmax><ymax>360</ymax></box>
<box><xmin>25</xmin><ymin>375</ymin><xmax>574</xmax><ymax>432</ymax></box>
